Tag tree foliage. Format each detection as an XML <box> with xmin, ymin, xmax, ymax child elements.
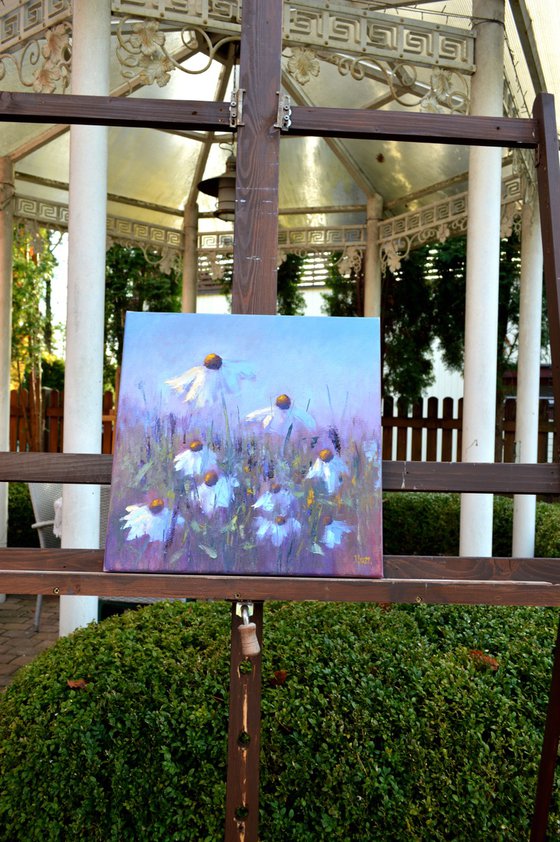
<box><xmin>11</xmin><ymin>225</ymin><xmax>58</xmax><ymax>389</ymax></box>
<box><xmin>104</xmin><ymin>245</ymin><xmax>181</xmax><ymax>387</ymax></box>
<box><xmin>221</xmin><ymin>252</ymin><xmax>306</xmax><ymax>315</ymax></box>
<box><xmin>320</xmin><ymin>252</ymin><xmax>364</xmax><ymax>317</ymax></box>
<box><xmin>11</xmin><ymin>225</ymin><xmax>59</xmax><ymax>449</ymax></box>
<box><xmin>276</xmin><ymin>253</ymin><xmax>306</xmax><ymax>315</ymax></box>
<box><xmin>322</xmin><ymin>234</ymin><xmax>527</xmax><ymax>402</ymax></box>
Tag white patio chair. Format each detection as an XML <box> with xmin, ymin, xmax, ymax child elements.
<box><xmin>28</xmin><ymin>483</ymin><xmax>111</xmax><ymax>631</ymax></box>
<box><xmin>28</xmin><ymin>482</ymin><xmax>62</xmax><ymax>632</ymax></box>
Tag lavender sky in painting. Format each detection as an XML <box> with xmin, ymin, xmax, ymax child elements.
<box><xmin>119</xmin><ymin>312</ymin><xmax>380</xmax><ymax>432</ymax></box>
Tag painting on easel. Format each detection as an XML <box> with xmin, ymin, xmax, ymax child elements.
<box><xmin>103</xmin><ymin>312</ymin><xmax>383</xmax><ymax>577</ymax></box>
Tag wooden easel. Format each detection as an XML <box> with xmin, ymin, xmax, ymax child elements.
<box><xmin>2</xmin><ymin>2</ymin><xmax>560</xmax><ymax>839</ymax></box>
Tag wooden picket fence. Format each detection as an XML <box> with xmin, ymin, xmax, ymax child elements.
<box><xmin>9</xmin><ymin>388</ymin><xmax>117</xmax><ymax>454</ymax></box>
<box><xmin>8</xmin><ymin>389</ymin><xmax>557</xmax><ymax>464</ymax></box>
<box><xmin>382</xmin><ymin>395</ymin><xmax>556</xmax><ymax>463</ymax></box>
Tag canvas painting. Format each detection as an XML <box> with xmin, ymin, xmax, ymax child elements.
<box><xmin>104</xmin><ymin>312</ymin><xmax>383</xmax><ymax>578</ymax></box>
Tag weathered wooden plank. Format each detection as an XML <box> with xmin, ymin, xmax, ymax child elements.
<box><xmin>0</xmin><ymin>92</ymin><xmax>229</xmax><ymax>131</ymax></box>
<box><xmin>288</xmin><ymin>107</ymin><xmax>538</xmax><ymax>147</ymax></box>
<box><xmin>2</xmin><ymin>550</ymin><xmax>560</xmax><ymax>583</ymax></box>
<box><xmin>381</xmin><ymin>461</ymin><xmax>560</xmax><ymax>494</ymax></box>
<box><xmin>534</xmin><ymin>93</ymin><xmax>560</xmax><ymax>462</ymax></box>
<box><xmin>225</xmin><ymin>602</ymin><xmax>263</xmax><ymax>842</ymax></box>
<box><xmin>2</xmin><ymin>453</ymin><xmax>560</xmax><ymax>493</ymax></box>
<box><xmin>1</xmin><ymin>567</ymin><xmax>560</xmax><ymax>605</ymax></box>
<box><xmin>231</xmin><ymin>0</ymin><xmax>283</xmax><ymax>315</ymax></box>
<box><xmin>0</xmin><ymin>452</ymin><xmax>112</xmax><ymax>483</ymax></box>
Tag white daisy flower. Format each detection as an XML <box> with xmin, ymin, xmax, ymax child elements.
<box><xmin>252</xmin><ymin>482</ymin><xmax>295</xmax><ymax>515</ymax></box>
<box><xmin>120</xmin><ymin>498</ymin><xmax>184</xmax><ymax>543</ymax></box>
<box><xmin>174</xmin><ymin>439</ymin><xmax>218</xmax><ymax>476</ymax></box>
<box><xmin>254</xmin><ymin>514</ymin><xmax>301</xmax><ymax>548</ymax></box>
<box><xmin>245</xmin><ymin>393</ymin><xmax>316</xmax><ymax>436</ymax></box>
<box><xmin>320</xmin><ymin>515</ymin><xmax>352</xmax><ymax>549</ymax></box>
<box><xmin>306</xmin><ymin>447</ymin><xmax>349</xmax><ymax>494</ymax></box>
<box><xmin>166</xmin><ymin>352</ymin><xmax>255</xmax><ymax>409</ymax></box>
<box><xmin>192</xmin><ymin>469</ymin><xmax>239</xmax><ymax>517</ymax></box>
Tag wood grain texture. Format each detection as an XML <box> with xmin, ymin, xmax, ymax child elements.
<box><xmin>0</xmin><ymin>92</ymin><xmax>229</xmax><ymax>130</ymax></box>
<box><xmin>230</xmin><ymin>0</ymin><xmax>283</xmax><ymax>315</ymax></box>
<box><xmin>3</xmin><ymin>553</ymin><xmax>560</xmax><ymax>604</ymax></box>
<box><xmin>2</xmin><ymin>550</ymin><xmax>560</xmax><ymax>582</ymax></box>
<box><xmin>534</xmin><ymin>94</ymin><xmax>560</xmax><ymax>462</ymax></box>
<box><xmin>1</xmin><ymin>452</ymin><xmax>560</xmax><ymax>493</ymax></box>
<box><xmin>0</xmin><ymin>451</ymin><xmax>112</xmax><ymax>483</ymax></box>
<box><xmin>288</xmin><ymin>106</ymin><xmax>538</xmax><ymax>147</ymax></box>
<box><xmin>225</xmin><ymin>602</ymin><xmax>263</xmax><ymax>842</ymax></box>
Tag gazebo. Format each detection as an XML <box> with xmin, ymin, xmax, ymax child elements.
<box><xmin>1</xmin><ymin>2</ymin><xmax>560</xmax><ymax>837</ymax></box>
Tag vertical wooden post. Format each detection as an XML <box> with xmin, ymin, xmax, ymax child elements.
<box><xmin>226</xmin><ymin>2</ymin><xmax>282</xmax><ymax>838</ymax></box>
<box><xmin>530</xmin><ymin>91</ymin><xmax>560</xmax><ymax>840</ymax></box>
<box><xmin>533</xmin><ymin>93</ymin><xmax>560</xmax><ymax>458</ymax></box>
<box><xmin>231</xmin><ymin>0</ymin><xmax>283</xmax><ymax>316</ymax></box>
<box><xmin>225</xmin><ymin>601</ymin><xmax>263</xmax><ymax>842</ymax></box>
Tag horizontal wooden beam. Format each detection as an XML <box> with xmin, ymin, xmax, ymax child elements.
<box><xmin>1</xmin><ymin>555</ymin><xmax>560</xmax><ymax>605</ymax></box>
<box><xmin>0</xmin><ymin>93</ymin><xmax>539</xmax><ymax>149</ymax></box>
<box><xmin>288</xmin><ymin>107</ymin><xmax>538</xmax><ymax>148</ymax></box>
<box><xmin>1</xmin><ymin>452</ymin><xmax>559</xmax><ymax>494</ymax></box>
<box><xmin>0</xmin><ymin>92</ymin><xmax>230</xmax><ymax>132</ymax></box>
<box><xmin>382</xmin><ymin>460</ymin><xmax>560</xmax><ymax>494</ymax></box>
<box><xmin>1</xmin><ymin>549</ymin><xmax>559</xmax><ymax>581</ymax></box>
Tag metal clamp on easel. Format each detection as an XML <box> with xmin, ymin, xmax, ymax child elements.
<box><xmin>236</xmin><ymin>602</ymin><xmax>260</xmax><ymax>657</ymax></box>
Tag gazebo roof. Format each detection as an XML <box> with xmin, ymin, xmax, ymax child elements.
<box><xmin>1</xmin><ymin>0</ymin><xmax>558</xmax><ymax>265</ymax></box>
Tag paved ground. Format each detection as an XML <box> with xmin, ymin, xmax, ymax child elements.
<box><xmin>0</xmin><ymin>595</ymin><xmax>59</xmax><ymax>691</ymax></box>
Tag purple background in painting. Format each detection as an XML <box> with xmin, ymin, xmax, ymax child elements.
<box><xmin>104</xmin><ymin>313</ymin><xmax>383</xmax><ymax>578</ymax></box>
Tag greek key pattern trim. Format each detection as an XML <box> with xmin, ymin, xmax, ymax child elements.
<box><xmin>15</xmin><ymin>177</ymin><xmax>524</xmax><ymax>284</ymax></box>
<box><xmin>284</xmin><ymin>1</ymin><xmax>474</xmax><ymax>73</ymax></box>
<box><xmin>379</xmin><ymin>175</ymin><xmax>524</xmax><ymax>271</ymax></box>
<box><xmin>112</xmin><ymin>0</ymin><xmax>473</xmax><ymax>72</ymax></box>
<box><xmin>0</xmin><ymin>0</ymin><xmax>70</xmax><ymax>54</ymax></box>
<box><xmin>112</xmin><ymin>0</ymin><xmax>241</xmax><ymax>35</ymax></box>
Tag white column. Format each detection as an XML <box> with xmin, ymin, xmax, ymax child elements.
<box><xmin>0</xmin><ymin>158</ymin><xmax>14</xmax><ymax>603</ymax></box>
<box><xmin>60</xmin><ymin>0</ymin><xmax>111</xmax><ymax>636</ymax></box>
<box><xmin>364</xmin><ymin>194</ymin><xmax>383</xmax><ymax>318</ymax></box>
<box><xmin>512</xmin><ymin>199</ymin><xmax>543</xmax><ymax>556</ymax></box>
<box><xmin>182</xmin><ymin>202</ymin><xmax>198</xmax><ymax>313</ymax></box>
<box><xmin>459</xmin><ymin>0</ymin><xmax>505</xmax><ymax>556</ymax></box>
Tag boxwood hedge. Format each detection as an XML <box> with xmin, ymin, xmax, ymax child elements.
<box><xmin>382</xmin><ymin>492</ymin><xmax>560</xmax><ymax>557</ymax></box>
<box><xmin>1</xmin><ymin>600</ymin><xmax>559</xmax><ymax>841</ymax></box>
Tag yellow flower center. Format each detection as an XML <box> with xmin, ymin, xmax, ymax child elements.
<box><xmin>149</xmin><ymin>498</ymin><xmax>164</xmax><ymax>514</ymax></box>
<box><xmin>204</xmin><ymin>470</ymin><xmax>219</xmax><ymax>487</ymax></box>
<box><xmin>275</xmin><ymin>515</ymin><xmax>287</xmax><ymax>526</ymax></box>
<box><xmin>204</xmin><ymin>353</ymin><xmax>222</xmax><ymax>370</ymax></box>
<box><xmin>275</xmin><ymin>394</ymin><xmax>291</xmax><ymax>410</ymax></box>
<box><xmin>319</xmin><ymin>448</ymin><xmax>334</xmax><ymax>463</ymax></box>
<box><xmin>189</xmin><ymin>439</ymin><xmax>203</xmax><ymax>452</ymax></box>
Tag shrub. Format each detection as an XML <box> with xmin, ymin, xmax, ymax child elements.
<box><xmin>383</xmin><ymin>492</ymin><xmax>560</xmax><ymax>558</ymax></box>
<box><xmin>1</xmin><ymin>600</ymin><xmax>559</xmax><ymax>840</ymax></box>
<box><xmin>7</xmin><ymin>482</ymin><xmax>38</xmax><ymax>547</ymax></box>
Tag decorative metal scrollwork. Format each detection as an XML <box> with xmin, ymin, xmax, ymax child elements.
<box><xmin>115</xmin><ymin>17</ymin><xmax>240</xmax><ymax>85</ymax></box>
<box><xmin>284</xmin><ymin>46</ymin><xmax>469</xmax><ymax>115</ymax></box>
<box><xmin>0</xmin><ymin>22</ymin><xmax>71</xmax><ymax>94</ymax></box>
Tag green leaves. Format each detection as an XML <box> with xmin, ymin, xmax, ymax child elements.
<box><xmin>1</xmin><ymin>600</ymin><xmax>560</xmax><ymax>840</ymax></box>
